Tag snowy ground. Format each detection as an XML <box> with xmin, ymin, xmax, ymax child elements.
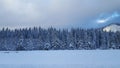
<box><xmin>0</xmin><ymin>50</ymin><xmax>120</xmax><ymax>68</ymax></box>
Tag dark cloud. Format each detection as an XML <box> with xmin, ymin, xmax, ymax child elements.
<box><xmin>0</xmin><ymin>0</ymin><xmax>120</xmax><ymax>29</ymax></box>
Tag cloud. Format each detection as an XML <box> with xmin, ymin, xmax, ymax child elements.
<box><xmin>0</xmin><ymin>0</ymin><xmax>40</xmax><ymax>20</ymax></box>
<box><xmin>96</xmin><ymin>12</ymin><xmax>120</xmax><ymax>24</ymax></box>
<box><xmin>0</xmin><ymin>0</ymin><xmax>120</xmax><ymax>29</ymax></box>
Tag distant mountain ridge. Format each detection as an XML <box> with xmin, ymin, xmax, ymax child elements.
<box><xmin>103</xmin><ymin>23</ymin><xmax>120</xmax><ymax>32</ymax></box>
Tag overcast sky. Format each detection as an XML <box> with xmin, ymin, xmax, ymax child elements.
<box><xmin>0</xmin><ymin>0</ymin><xmax>120</xmax><ymax>29</ymax></box>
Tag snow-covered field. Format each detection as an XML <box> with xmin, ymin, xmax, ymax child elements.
<box><xmin>0</xmin><ymin>50</ymin><xmax>120</xmax><ymax>68</ymax></box>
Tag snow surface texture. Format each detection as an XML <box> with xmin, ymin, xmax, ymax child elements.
<box><xmin>103</xmin><ymin>24</ymin><xmax>120</xmax><ymax>32</ymax></box>
<box><xmin>0</xmin><ymin>50</ymin><xmax>120</xmax><ymax>68</ymax></box>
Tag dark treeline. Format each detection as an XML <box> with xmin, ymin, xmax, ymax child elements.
<box><xmin>0</xmin><ymin>27</ymin><xmax>120</xmax><ymax>51</ymax></box>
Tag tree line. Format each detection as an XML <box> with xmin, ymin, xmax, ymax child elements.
<box><xmin>0</xmin><ymin>27</ymin><xmax>120</xmax><ymax>51</ymax></box>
